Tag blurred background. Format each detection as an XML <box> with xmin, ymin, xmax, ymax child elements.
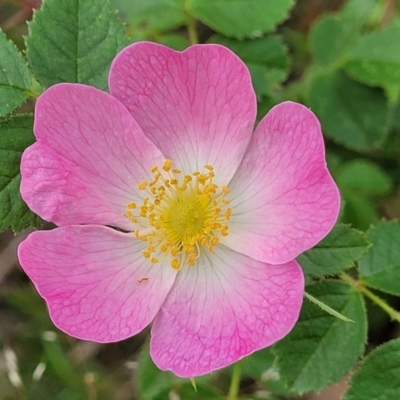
<box><xmin>1</xmin><ymin>0</ymin><xmax>400</xmax><ymax>399</ymax></box>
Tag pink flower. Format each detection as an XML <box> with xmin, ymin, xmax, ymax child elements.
<box><xmin>18</xmin><ymin>42</ymin><xmax>340</xmax><ymax>377</ymax></box>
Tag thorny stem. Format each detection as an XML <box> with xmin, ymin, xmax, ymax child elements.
<box><xmin>341</xmin><ymin>273</ymin><xmax>400</xmax><ymax>323</ymax></box>
<box><xmin>227</xmin><ymin>361</ymin><xmax>241</xmax><ymax>400</ymax></box>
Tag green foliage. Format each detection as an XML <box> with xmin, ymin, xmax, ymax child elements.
<box><xmin>344</xmin><ymin>27</ymin><xmax>400</xmax><ymax>87</ymax></box>
<box><xmin>310</xmin><ymin>0</ymin><xmax>376</xmax><ymax>67</ymax></box>
<box><xmin>26</xmin><ymin>0</ymin><xmax>126</xmax><ymax>90</ymax></box>
<box><xmin>273</xmin><ymin>281</ymin><xmax>366</xmax><ymax>394</ymax></box>
<box><xmin>336</xmin><ymin>160</ymin><xmax>393</xmax><ymax>230</ymax></box>
<box><xmin>135</xmin><ymin>348</ymin><xmax>219</xmax><ymax>399</ymax></box>
<box><xmin>0</xmin><ymin>30</ymin><xmax>31</xmax><ymax>117</ymax></box>
<box><xmin>344</xmin><ymin>339</ymin><xmax>400</xmax><ymax>400</ymax></box>
<box><xmin>0</xmin><ymin>115</ymin><xmax>42</xmax><ymax>233</ymax></box>
<box><xmin>298</xmin><ymin>224</ymin><xmax>370</xmax><ymax>278</ymax></box>
<box><xmin>3</xmin><ymin>0</ymin><xmax>400</xmax><ymax>398</ymax></box>
<box><xmin>209</xmin><ymin>34</ymin><xmax>289</xmax><ymax>99</ymax></box>
<box><xmin>359</xmin><ymin>221</ymin><xmax>400</xmax><ymax>296</ymax></box>
<box><xmin>111</xmin><ymin>0</ymin><xmax>185</xmax><ymax>32</ymax></box>
<box><xmin>337</xmin><ymin>160</ymin><xmax>392</xmax><ymax>197</ymax></box>
<box><xmin>188</xmin><ymin>0</ymin><xmax>294</xmax><ymax>39</ymax></box>
<box><xmin>308</xmin><ymin>70</ymin><xmax>390</xmax><ymax>150</ymax></box>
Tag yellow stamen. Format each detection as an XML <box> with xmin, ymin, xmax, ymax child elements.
<box><xmin>125</xmin><ymin>161</ymin><xmax>232</xmax><ymax>270</ymax></box>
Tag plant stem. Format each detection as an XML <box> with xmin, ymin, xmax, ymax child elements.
<box><xmin>184</xmin><ymin>3</ymin><xmax>198</xmax><ymax>44</ymax></box>
<box><xmin>227</xmin><ymin>362</ymin><xmax>241</xmax><ymax>400</ymax></box>
<box><xmin>341</xmin><ymin>273</ymin><xmax>400</xmax><ymax>323</ymax></box>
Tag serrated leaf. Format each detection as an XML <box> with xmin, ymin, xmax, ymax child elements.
<box><xmin>111</xmin><ymin>0</ymin><xmax>185</xmax><ymax>31</ymax></box>
<box><xmin>0</xmin><ymin>115</ymin><xmax>42</xmax><ymax>233</ymax></box>
<box><xmin>308</xmin><ymin>69</ymin><xmax>390</xmax><ymax>151</ymax></box>
<box><xmin>359</xmin><ymin>221</ymin><xmax>400</xmax><ymax>296</ymax></box>
<box><xmin>26</xmin><ymin>0</ymin><xmax>126</xmax><ymax>90</ymax></box>
<box><xmin>344</xmin><ymin>27</ymin><xmax>400</xmax><ymax>87</ymax></box>
<box><xmin>0</xmin><ymin>30</ymin><xmax>32</xmax><ymax>117</ymax></box>
<box><xmin>273</xmin><ymin>281</ymin><xmax>366</xmax><ymax>394</ymax></box>
<box><xmin>298</xmin><ymin>224</ymin><xmax>370</xmax><ymax>278</ymax></box>
<box><xmin>188</xmin><ymin>0</ymin><xmax>294</xmax><ymax>39</ymax></box>
<box><xmin>310</xmin><ymin>0</ymin><xmax>376</xmax><ymax>67</ymax></box>
<box><xmin>209</xmin><ymin>34</ymin><xmax>289</xmax><ymax>99</ymax></box>
<box><xmin>344</xmin><ymin>339</ymin><xmax>400</xmax><ymax>400</ymax></box>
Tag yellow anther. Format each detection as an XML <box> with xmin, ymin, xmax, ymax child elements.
<box><xmin>184</xmin><ymin>175</ymin><xmax>192</xmax><ymax>183</ymax></box>
<box><xmin>125</xmin><ymin>210</ymin><xmax>133</xmax><ymax>218</ymax></box>
<box><xmin>224</xmin><ymin>208</ymin><xmax>232</xmax><ymax>219</ymax></box>
<box><xmin>161</xmin><ymin>244</ymin><xmax>169</xmax><ymax>252</ymax></box>
<box><xmin>172</xmin><ymin>168</ymin><xmax>182</xmax><ymax>174</ymax></box>
<box><xmin>187</xmin><ymin>253</ymin><xmax>196</xmax><ymax>266</ymax></box>
<box><xmin>171</xmin><ymin>259</ymin><xmax>181</xmax><ymax>270</ymax></box>
<box><xmin>222</xmin><ymin>198</ymin><xmax>230</xmax><ymax>204</ymax></box>
<box><xmin>127</xmin><ymin>202</ymin><xmax>136</xmax><ymax>209</ymax></box>
<box><xmin>222</xmin><ymin>186</ymin><xmax>230</xmax><ymax>194</ymax></box>
<box><xmin>150</xmin><ymin>257</ymin><xmax>159</xmax><ymax>263</ymax></box>
<box><xmin>204</xmin><ymin>164</ymin><xmax>214</xmax><ymax>171</ymax></box>
<box><xmin>142</xmin><ymin>250</ymin><xmax>151</xmax><ymax>259</ymax></box>
<box><xmin>151</xmin><ymin>165</ymin><xmax>158</xmax><ymax>173</ymax></box>
<box><xmin>171</xmin><ymin>178</ymin><xmax>178</xmax><ymax>185</ymax></box>
<box><xmin>162</xmin><ymin>159</ymin><xmax>173</xmax><ymax>171</ymax></box>
<box><xmin>221</xmin><ymin>226</ymin><xmax>229</xmax><ymax>236</ymax></box>
<box><xmin>137</xmin><ymin>180</ymin><xmax>148</xmax><ymax>190</ymax></box>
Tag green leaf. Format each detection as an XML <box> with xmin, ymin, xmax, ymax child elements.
<box><xmin>209</xmin><ymin>34</ymin><xmax>289</xmax><ymax>99</ymax></box>
<box><xmin>344</xmin><ymin>27</ymin><xmax>400</xmax><ymax>87</ymax></box>
<box><xmin>188</xmin><ymin>0</ymin><xmax>294</xmax><ymax>39</ymax></box>
<box><xmin>273</xmin><ymin>281</ymin><xmax>366</xmax><ymax>394</ymax></box>
<box><xmin>136</xmin><ymin>348</ymin><xmax>176</xmax><ymax>399</ymax></box>
<box><xmin>0</xmin><ymin>114</ymin><xmax>42</xmax><ymax>233</ymax></box>
<box><xmin>298</xmin><ymin>224</ymin><xmax>370</xmax><ymax>278</ymax></box>
<box><xmin>42</xmin><ymin>333</ymin><xmax>85</xmax><ymax>392</ymax></box>
<box><xmin>358</xmin><ymin>221</ymin><xmax>400</xmax><ymax>296</ymax></box>
<box><xmin>310</xmin><ymin>0</ymin><xmax>377</xmax><ymax>67</ymax></box>
<box><xmin>337</xmin><ymin>159</ymin><xmax>393</xmax><ymax>197</ymax></box>
<box><xmin>344</xmin><ymin>339</ymin><xmax>400</xmax><ymax>400</ymax></box>
<box><xmin>111</xmin><ymin>0</ymin><xmax>185</xmax><ymax>31</ymax></box>
<box><xmin>307</xmin><ymin>69</ymin><xmax>390</xmax><ymax>151</ymax></box>
<box><xmin>26</xmin><ymin>0</ymin><xmax>126</xmax><ymax>90</ymax></box>
<box><xmin>0</xmin><ymin>30</ymin><xmax>31</xmax><ymax>117</ymax></box>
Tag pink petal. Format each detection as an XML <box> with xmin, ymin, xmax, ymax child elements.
<box><xmin>22</xmin><ymin>83</ymin><xmax>164</xmax><ymax>228</ymax></box>
<box><xmin>224</xmin><ymin>101</ymin><xmax>340</xmax><ymax>265</ymax></box>
<box><xmin>18</xmin><ymin>225</ymin><xmax>177</xmax><ymax>342</ymax></box>
<box><xmin>150</xmin><ymin>246</ymin><xmax>304</xmax><ymax>377</ymax></box>
<box><xmin>109</xmin><ymin>42</ymin><xmax>256</xmax><ymax>184</ymax></box>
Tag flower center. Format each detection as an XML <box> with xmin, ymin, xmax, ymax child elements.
<box><xmin>125</xmin><ymin>159</ymin><xmax>232</xmax><ymax>271</ymax></box>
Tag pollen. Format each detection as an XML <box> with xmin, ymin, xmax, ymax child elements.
<box><xmin>125</xmin><ymin>159</ymin><xmax>232</xmax><ymax>271</ymax></box>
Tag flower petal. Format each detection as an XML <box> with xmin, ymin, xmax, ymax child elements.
<box><xmin>225</xmin><ymin>101</ymin><xmax>340</xmax><ymax>265</ymax></box>
<box><xmin>18</xmin><ymin>225</ymin><xmax>177</xmax><ymax>342</ymax></box>
<box><xmin>109</xmin><ymin>42</ymin><xmax>257</xmax><ymax>183</ymax></box>
<box><xmin>22</xmin><ymin>83</ymin><xmax>165</xmax><ymax>228</ymax></box>
<box><xmin>150</xmin><ymin>246</ymin><xmax>304</xmax><ymax>377</ymax></box>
